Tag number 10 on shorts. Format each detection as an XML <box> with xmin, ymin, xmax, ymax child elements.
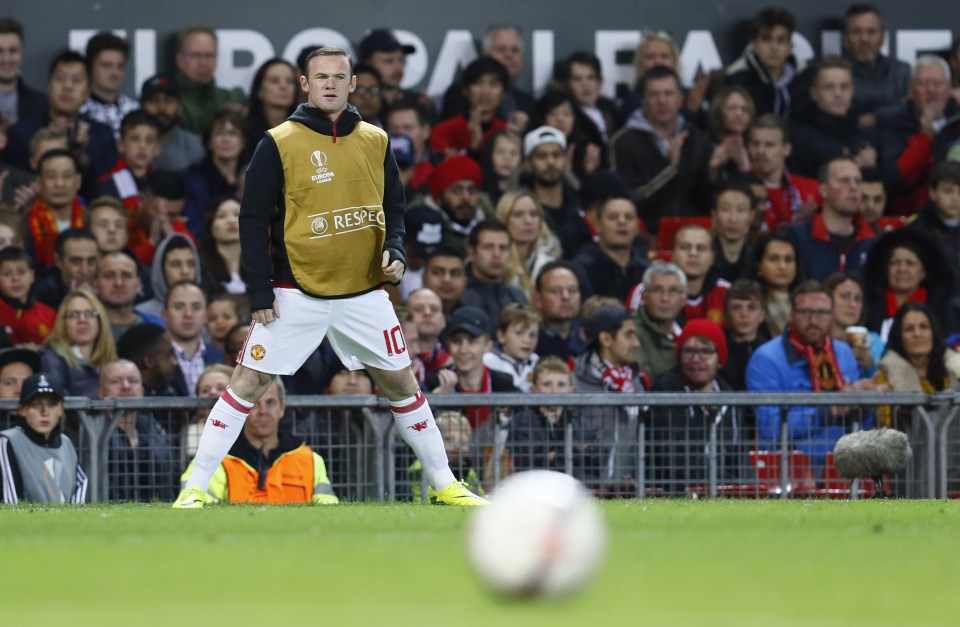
<box><xmin>383</xmin><ymin>325</ymin><xmax>407</xmax><ymax>356</ymax></box>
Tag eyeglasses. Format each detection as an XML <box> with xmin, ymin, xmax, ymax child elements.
<box><xmin>680</xmin><ymin>347</ymin><xmax>717</xmax><ymax>359</ymax></box>
<box><xmin>65</xmin><ymin>310</ymin><xmax>99</xmax><ymax>320</ymax></box>
<box><xmin>794</xmin><ymin>309</ymin><xmax>832</xmax><ymax>319</ymax></box>
<box><xmin>353</xmin><ymin>87</ymin><xmax>381</xmax><ymax>96</ymax></box>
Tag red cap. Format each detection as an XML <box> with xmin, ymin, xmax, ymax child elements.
<box><xmin>427</xmin><ymin>155</ymin><xmax>482</xmax><ymax>200</ymax></box>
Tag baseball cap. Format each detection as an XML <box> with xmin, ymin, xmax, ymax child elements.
<box><xmin>140</xmin><ymin>75</ymin><xmax>179</xmax><ymax>101</ymax></box>
<box><xmin>390</xmin><ymin>134</ymin><xmax>415</xmax><ymax>169</ymax></box>
<box><xmin>0</xmin><ymin>347</ymin><xmax>41</xmax><ymax>374</ymax></box>
<box><xmin>583</xmin><ymin>306</ymin><xmax>630</xmax><ymax>346</ymax></box>
<box><xmin>19</xmin><ymin>372</ymin><xmax>65</xmax><ymax>405</ymax></box>
<box><xmin>523</xmin><ymin>125</ymin><xmax>567</xmax><ymax>158</ymax></box>
<box><xmin>359</xmin><ymin>29</ymin><xmax>415</xmax><ymax>59</ymax></box>
<box><xmin>404</xmin><ymin>205</ymin><xmax>444</xmax><ymax>254</ymax></box>
<box><xmin>445</xmin><ymin>306</ymin><xmax>491</xmax><ymax>339</ymax></box>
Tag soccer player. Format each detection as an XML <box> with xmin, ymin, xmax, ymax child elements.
<box><xmin>173</xmin><ymin>47</ymin><xmax>486</xmax><ymax>508</ymax></box>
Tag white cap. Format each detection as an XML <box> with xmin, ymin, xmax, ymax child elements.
<box><xmin>523</xmin><ymin>125</ymin><xmax>567</xmax><ymax>158</ymax></box>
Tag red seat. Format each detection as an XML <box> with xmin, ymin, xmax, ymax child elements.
<box><xmin>874</xmin><ymin>216</ymin><xmax>907</xmax><ymax>232</ymax></box>
<box><xmin>656</xmin><ymin>217</ymin><xmax>712</xmax><ymax>254</ymax></box>
<box><xmin>686</xmin><ymin>450</ymin><xmax>816</xmax><ymax>499</ymax></box>
<box><xmin>819</xmin><ymin>451</ymin><xmax>877</xmax><ymax>499</ymax></box>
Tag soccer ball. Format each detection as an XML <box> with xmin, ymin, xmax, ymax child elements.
<box><xmin>465</xmin><ymin>470</ymin><xmax>607</xmax><ymax>597</ymax></box>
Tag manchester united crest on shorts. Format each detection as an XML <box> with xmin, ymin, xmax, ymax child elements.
<box><xmin>250</xmin><ymin>344</ymin><xmax>266</xmax><ymax>360</ymax></box>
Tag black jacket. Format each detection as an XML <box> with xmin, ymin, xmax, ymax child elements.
<box><xmin>788</xmin><ymin>108</ymin><xmax>879</xmax><ymax>179</ymax></box>
<box><xmin>573</xmin><ymin>242</ymin><xmax>647</xmax><ymax>303</ymax></box>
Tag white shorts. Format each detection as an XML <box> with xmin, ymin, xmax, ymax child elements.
<box><xmin>237</xmin><ymin>287</ymin><xmax>412</xmax><ymax>375</ymax></box>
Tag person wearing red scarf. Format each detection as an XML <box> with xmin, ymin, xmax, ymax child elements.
<box><xmin>746</xmin><ymin>280</ymin><xmax>876</xmax><ymax>466</ymax></box>
<box><xmin>27</xmin><ymin>149</ymin><xmax>85</xmax><ymax>267</ymax></box>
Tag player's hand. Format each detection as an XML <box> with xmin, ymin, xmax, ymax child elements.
<box><xmin>382</xmin><ymin>251</ymin><xmax>405</xmax><ymax>281</ymax></box>
<box><xmin>252</xmin><ymin>302</ymin><xmax>280</xmax><ymax>325</ymax></box>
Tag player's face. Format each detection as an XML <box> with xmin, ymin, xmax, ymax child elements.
<box><xmin>21</xmin><ymin>395</ymin><xmax>63</xmax><ymax>437</ymax></box>
<box><xmin>301</xmin><ymin>54</ymin><xmax>356</xmax><ymax>117</ymax></box>
<box><xmin>99</xmin><ymin>361</ymin><xmax>144</xmax><ymax>398</ymax></box>
<box><xmin>245</xmin><ymin>384</ymin><xmax>285</xmax><ymax>440</ymax></box>
<box><xmin>95</xmin><ymin>254</ymin><xmax>140</xmax><ymax>307</ymax></box>
<box><xmin>164</xmin><ymin>284</ymin><xmax>207</xmax><ymax>342</ymax></box>
<box><xmin>496</xmin><ymin>323</ymin><xmax>538</xmax><ymax>361</ymax></box>
<box><xmin>0</xmin><ymin>363</ymin><xmax>32</xmax><ymax>400</ymax></box>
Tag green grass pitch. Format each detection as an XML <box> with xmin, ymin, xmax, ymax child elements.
<box><xmin>1</xmin><ymin>500</ymin><xmax>957</xmax><ymax>626</ymax></box>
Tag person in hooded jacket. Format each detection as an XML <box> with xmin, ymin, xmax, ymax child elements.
<box><xmin>136</xmin><ymin>232</ymin><xmax>208</xmax><ymax>319</ymax></box>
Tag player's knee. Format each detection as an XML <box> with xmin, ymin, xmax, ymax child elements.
<box><xmin>231</xmin><ymin>365</ymin><xmax>275</xmax><ymax>401</ymax></box>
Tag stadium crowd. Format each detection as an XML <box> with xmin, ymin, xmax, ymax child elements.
<box><xmin>2</xmin><ymin>6</ymin><xmax>960</xmax><ymax>502</ymax></box>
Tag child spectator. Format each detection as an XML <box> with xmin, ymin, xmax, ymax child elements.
<box><xmin>96</xmin><ymin>111</ymin><xmax>161</xmax><ymax>215</ymax></box>
<box><xmin>0</xmin><ymin>372</ymin><xmax>88</xmax><ymax>503</ymax></box>
<box><xmin>206</xmin><ymin>294</ymin><xmax>243</xmax><ymax>352</ymax></box>
<box><xmin>483</xmin><ymin>303</ymin><xmax>541</xmax><ymax>392</ymax></box>
<box><xmin>0</xmin><ymin>247</ymin><xmax>56</xmax><ymax>344</ymax></box>
<box><xmin>86</xmin><ymin>196</ymin><xmax>130</xmax><ymax>254</ymax></box>
<box><xmin>720</xmin><ymin>279</ymin><xmax>770</xmax><ymax>391</ymax></box>
<box><xmin>904</xmin><ymin>161</ymin><xmax>960</xmax><ymax>290</ymax></box>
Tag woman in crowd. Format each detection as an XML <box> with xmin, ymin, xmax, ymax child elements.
<box><xmin>824</xmin><ymin>272</ymin><xmax>885</xmax><ymax>378</ymax></box>
<box><xmin>40</xmin><ymin>288</ymin><xmax>117</xmax><ymax>397</ymax></box>
<box><xmin>199</xmin><ymin>197</ymin><xmax>244</xmax><ymax>295</ymax></box>
<box><xmin>494</xmin><ymin>189</ymin><xmax>562</xmax><ymax>300</ymax></box>
<box><xmin>876</xmin><ymin>303</ymin><xmax>960</xmax><ymax>395</ymax></box>
<box><xmin>348</xmin><ymin>63</ymin><xmax>386</xmax><ymax>129</ymax></box>
<box><xmin>707</xmin><ymin>86</ymin><xmax>755</xmax><ymax>181</ymax></box>
<box><xmin>862</xmin><ymin>229</ymin><xmax>954</xmax><ymax>341</ymax></box>
<box><xmin>749</xmin><ymin>233</ymin><xmax>802</xmax><ymax>337</ymax></box>
<box><xmin>183</xmin><ymin>108</ymin><xmax>248</xmax><ymax>240</ymax></box>
<box><xmin>620</xmin><ymin>30</ymin><xmax>682</xmax><ymax>121</ymax></box>
<box><xmin>243</xmin><ymin>58</ymin><xmax>298</xmax><ymax>159</ymax></box>
<box><xmin>480</xmin><ymin>129</ymin><xmax>523</xmax><ymax>206</ymax></box>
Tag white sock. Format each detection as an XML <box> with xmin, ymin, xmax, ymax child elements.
<box><xmin>390</xmin><ymin>391</ymin><xmax>456</xmax><ymax>490</ymax></box>
<box><xmin>184</xmin><ymin>386</ymin><xmax>253</xmax><ymax>491</ymax></box>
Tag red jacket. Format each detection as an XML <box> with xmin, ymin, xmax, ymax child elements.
<box><xmin>429</xmin><ymin>115</ymin><xmax>506</xmax><ymax>154</ymax></box>
<box><xmin>761</xmin><ymin>170</ymin><xmax>821</xmax><ymax>230</ymax></box>
<box><xmin>0</xmin><ymin>298</ymin><xmax>56</xmax><ymax>344</ymax></box>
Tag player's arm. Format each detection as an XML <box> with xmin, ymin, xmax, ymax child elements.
<box><xmin>240</xmin><ymin>134</ymin><xmax>285</xmax><ymax>315</ymax></box>
<box><xmin>381</xmin><ymin>136</ymin><xmax>407</xmax><ymax>277</ymax></box>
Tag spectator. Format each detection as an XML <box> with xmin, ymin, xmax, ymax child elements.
<box><xmin>875</xmin><ymin>302</ymin><xmax>960</xmax><ymax>396</ymax></box>
<box><xmin>184</xmin><ymin>363</ymin><xmax>233</xmax><ymax>457</ymax></box>
<box><xmin>825</xmin><ymin>272</ymin><xmax>884</xmax><ymax>379</ymax></box>
<box><xmin>40</xmin><ymin>288</ymin><xmax>116</xmax><ymax>397</ymax></box>
<box><xmin>532</xmin><ymin>260</ymin><xmax>585</xmax><ymax>363</ymax></box>
<box><xmin>426</xmin><ymin>306</ymin><xmax>518</xmax><ymax>428</ymax></box>
<box><xmin>862</xmin><ymin>228</ymin><xmax>954</xmax><ymax>341</ymax></box>
<box><xmin>94</xmin><ymin>251</ymin><xmax>164</xmax><ymax>342</ymax></box>
<box><xmin>26</xmin><ymin>127</ymin><xmax>69</xmax><ymax>173</ymax></box>
<box><xmin>671</xmin><ymin>224</ymin><xmax>730</xmax><ymax>323</ymax></box>
<box><xmin>349</xmin><ymin>62</ymin><xmax>386</xmax><ymax>129</ymax></box>
<box><xmin>397</xmin><ymin>204</ymin><xmax>443</xmax><ymax>301</ymax></box>
<box><xmin>650</xmin><ymin>319</ymin><xmax>740</xmax><ymax>494</ymax></box>
<box><xmin>358</xmin><ymin>28</ymin><xmax>416</xmax><ymax>106</ymax></box>
<box><xmin>181</xmin><ymin>378</ymin><xmax>338</xmax><ymax>504</ymax></box>
<box><xmin>243</xmin><ymin>58</ymin><xmax>298</xmax><ymax>158</ymax></box>
<box><xmin>115</xmin><ymin>322</ymin><xmax>183</xmax><ymax>396</ymax></box>
<box><xmin>483</xmin><ymin>303</ymin><xmax>541</xmax><ymax>392</ymax></box>
<box><xmin>747</xmin><ymin>114</ymin><xmax>821</xmax><ymax>229</ymax></box>
<box><xmin>0</xmin><ymin>247</ymin><xmax>56</xmax><ymax>344</ymax></box>
<box><xmin>324</xmin><ymin>360</ymin><xmax>374</xmax><ymax>395</ymax></box>
<box><xmin>746</xmin><ymin>280</ymin><xmax>868</xmax><ymax>466</ymax></box>
<box><xmin>619</xmin><ymin>30</ymin><xmax>684</xmax><ymax>122</ymax></box>
<box><xmin>384</xmin><ymin>98</ymin><xmax>435</xmax><ymax>193</ymax></box>
<box><xmin>721</xmin><ymin>279</ymin><xmax>770</xmax><ymax>390</ymax></box>
<box><xmin>725</xmin><ymin>7</ymin><xmax>804</xmax><ymax>118</ymax></box>
<box><xmin>223</xmin><ymin>322</ymin><xmax>248</xmax><ymax>368</ymax></box>
<box><xmin>431</xmin><ymin>57</ymin><xmax>510</xmax><ymax>157</ymax></box>
<box><xmin>534</xmin><ymin>91</ymin><xmax>600</xmax><ymax>184</ymax></box>
<box><xmin>711</xmin><ymin>181</ymin><xmax>755</xmax><ymax>282</ymax></box>
<box><xmin>788</xmin><ymin>56</ymin><xmax>879</xmax><ymax>179</ymax></box>
<box><xmin>80</xmin><ymin>32</ymin><xmax>139</xmax><ymax>139</ymax></box>
<box><xmin>86</xmin><ymin>196</ymin><xmax>131</xmax><ymax>254</ymax></box>
<box><xmin>138</xmin><ymin>75</ymin><xmax>205</xmax><ymax>173</ymax></box>
<box><xmin>0</xmin><ymin>211</ymin><xmax>22</xmax><ymax>251</ymax></box>
<box><xmin>561</xmin><ymin>51</ymin><xmax>618</xmax><ymax>148</ymax></box>
<box><xmin>494</xmin><ymin>188</ymin><xmax>561</xmax><ymax>300</ymax></box>
<box><xmin>206</xmin><ymin>294</ymin><xmax>243</xmax><ymax>353</ymax></box>
<box><xmin>859</xmin><ymin>166</ymin><xmax>887</xmax><ymax>226</ymax></box>
<box><xmin>24</xmin><ymin>149</ymin><xmax>85</xmax><ymax>267</ymax></box>
<box><xmin>0</xmin><ymin>372</ymin><xmax>87</xmax><ymax>503</ymax></box>
<box><xmin>163</xmin><ymin>281</ymin><xmax>225</xmax><ymax>396</ymax></box>
<box><xmin>34</xmin><ymin>228</ymin><xmax>98</xmax><ymax>310</ymax></box>
<box><xmin>421</xmin><ymin>247</ymin><xmax>467</xmax><ymax>314</ymax></box>
<box><xmin>480</xmin><ymin>129</ymin><xmax>523</xmax><ymax>206</ymax></box>
<box><xmin>631</xmin><ymin>260</ymin><xmax>685</xmax><ymax>380</ymax></box>
<box><xmin>138</xmin><ymin>233</ymin><xmax>201</xmax><ymax>319</ymax></box>
<box><xmin>173</xmin><ymin>26</ymin><xmax>244</xmax><ymax>134</ymax></box>
<box><xmin>199</xmin><ymin>197</ymin><xmax>243</xmax><ymax>295</ymax></box>
<box><xmin>903</xmin><ymin>161</ymin><xmax>960</xmax><ymax>288</ymax></box>
<box><xmin>573</xmin><ymin>193</ymin><xmax>646</xmax><ymax>302</ymax></box>
<box><xmin>183</xmin><ymin>108</ymin><xmax>247</xmax><ymax>239</ymax></box>
<box><xmin>134</xmin><ymin>170</ymin><xmax>195</xmax><ymax>265</ymax></box>
<box><xmin>841</xmin><ymin>4</ymin><xmax>911</xmax><ymax>123</ymax></box>
<box><xmin>98</xmin><ymin>359</ymin><xmax>176</xmax><ymax>502</ymax></box>
<box><xmin>572</xmin><ymin>305</ymin><xmax>648</xmax><ymax>495</ymax></box>
<box><xmin>95</xmin><ymin>110</ymin><xmax>161</xmax><ymax>215</ymax></box>
<box><xmin>611</xmin><ymin>66</ymin><xmax>713</xmax><ymax>233</ymax></box>
<box><xmin>460</xmin><ymin>219</ymin><xmax>529</xmax><ymax>332</ymax></box>
<box><xmin>0</xmin><ymin>17</ymin><xmax>48</xmax><ymax>124</ymax></box>
<box><xmin>749</xmin><ymin>232</ymin><xmax>802</xmax><ymax>337</ymax></box>
<box><xmin>2</xmin><ymin>50</ymin><xmax>117</xmax><ymax>184</ymax></box>
<box><xmin>788</xmin><ymin>157</ymin><xmax>875</xmax><ymax>281</ymax></box>
<box><xmin>406</xmin><ymin>288</ymin><xmax>451</xmax><ymax>376</ymax></box>
<box><xmin>0</xmin><ymin>347</ymin><xmax>40</xmax><ymax>400</ymax></box>
<box><xmin>877</xmin><ymin>55</ymin><xmax>959</xmax><ymax>216</ymax></box>
<box><xmin>426</xmin><ymin>155</ymin><xmax>483</xmax><ymax>257</ymax></box>
<box><xmin>706</xmin><ymin>86</ymin><xmax>754</xmax><ymax>181</ymax></box>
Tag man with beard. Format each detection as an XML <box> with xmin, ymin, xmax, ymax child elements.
<box><xmin>421</xmin><ymin>247</ymin><xmax>467</xmax><ymax>314</ymax></box>
<box><xmin>426</xmin><ymin>155</ymin><xmax>483</xmax><ymax>258</ymax></box>
<box><xmin>459</xmin><ymin>219</ymin><xmax>528</xmax><ymax>334</ymax></box>
<box><xmin>138</xmin><ymin>75</ymin><xmax>204</xmax><ymax>173</ymax></box>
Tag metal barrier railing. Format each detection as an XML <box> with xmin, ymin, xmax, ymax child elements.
<box><xmin>2</xmin><ymin>391</ymin><xmax>959</xmax><ymax>502</ymax></box>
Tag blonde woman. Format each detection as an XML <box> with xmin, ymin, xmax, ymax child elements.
<box><xmin>40</xmin><ymin>288</ymin><xmax>117</xmax><ymax>397</ymax></box>
<box><xmin>494</xmin><ymin>189</ymin><xmax>562</xmax><ymax>299</ymax></box>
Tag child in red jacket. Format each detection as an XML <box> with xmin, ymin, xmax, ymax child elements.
<box><xmin>0</xmin><ymin>247</ymin><xmax>56</xmax><ymax>344</ymax></box>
